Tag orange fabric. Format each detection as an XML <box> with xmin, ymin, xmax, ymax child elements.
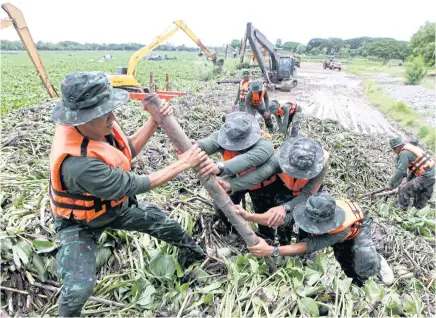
<box><xmin>278</xmin><ymin>150</ymin><xmax>329</xmax><ymax>195</ymax></box>
<box><xmin>221</xmin><ymin>131</ymin><xmax>273</xmax><ymax>190</ymax></box>
<box><xmin>275</xmin><ymin>102</ymin><xmax>298</xmax><ymax>117</ymax></box>
<box><xmin>250</xmin><ymin>88</ymin><xmax>265</xmax><ymax>107</ymax></box>
<box><xmin>49</xmin><ymin>122</ymin><xmax>132</xmax><ymax>222</ymax></box>
<box><xmin>239</xmin><ymin>79</ymin><xmax>250</xmax><ymax>100</ymax></box>
<box><xmin>328</xmin><ymin>200</ymin><xmax>364</xmax><ymax>242</ymax></box>
<box><xmin>402</xmin><ymin>143</ymin><xmax>435</xmax><ymax>177</ymax></box>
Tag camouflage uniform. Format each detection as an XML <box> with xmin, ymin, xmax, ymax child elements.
<box><xmin>234</xmin><ymin>70</ymin><xmax>250</xmax><ymax>112</ymax></box>
<box><xmin>268</xmin><ymin>100</ymin><xmax>302</xmax><ymax>137</ymax></box>
<box><xmin>294</xmin><ymin>193</ymin><xmax>381</xmax><ymax>287</ymax></box>
<box><xmin>244</xmin><ymin>81</ymin><xmax>274</xmax><ymax>133</ymax></box>
<box><xmin>50</xmin><ymin>72</ymin><xmax>204</xmax><ymax>317</ymax></box>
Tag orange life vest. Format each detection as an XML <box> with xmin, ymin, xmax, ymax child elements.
<box><xmin>250</xmin><ymin>88</ymin><xmax>265</xmax><ymax>107</ymax></box>
<box><xmin>278</xmin><ymin>150</ymin><xmax>329</xmax><ymax>196</ymax></box>
<box><xmin>402</xmin><ymin>143</ymin><xmax>435</xmax><ymax>177</ymax></box>
<box><xmin>275</xmin><ymin>102</ymin><xmax>298</xmax><ymax>117</ymax></box>
<box><xmin>49</xmin><ymin>122</ymin><xmax>133</xmax><ymax>222</ymax></box>
<box><xmin>239</xmin><ymin>79</ymin><xmax>250</xmax><ymax>100</ymax></box>
<box><xmin>322</xmin><ymin>200</ymin><xmax>365</xmax><ymax>242</ymax></box>
<box><xmin>222</xmin><ymin>131</ymin><xmax>276</xmax><ymax>191</ymax></box>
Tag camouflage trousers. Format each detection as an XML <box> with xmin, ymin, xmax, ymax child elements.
<box><xmin>398</xmin><ymin>175</ymin><xmax>435</xmax><ymax>210</ymax></box>
<box><xmin>244</xmin><ymin>103</ymin><xmax>274</xmax><ymax>133</ymax></box>
<box><xmin>287</xmin><ymin>107</ymin><xmax>303</xmax><ymax>138</ymax></box>
<box><xmin>55</xmin><ymin>202</ymin><xmax>203</xmax><ymax>317</ymax></box>
<box><xmin>299</xmin><ymin>216</ymin><xmax>381</xmax><ymax>287</ymax></box>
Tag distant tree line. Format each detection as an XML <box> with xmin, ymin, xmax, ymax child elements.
<box><xmin>0</xmin><ymin>40</ymin><xmax>215</xmax><ymax>52</ymax></box>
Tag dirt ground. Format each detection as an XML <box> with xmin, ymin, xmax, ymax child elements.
<box><xmin>371</xmin><ymin>73</ymin><xmax>436</xmax><ymax>127</ymax></box>
<box><xmin>272</xmin><ymin>62</ymin><xmax>402</xmax><ymax>137</ymax></box>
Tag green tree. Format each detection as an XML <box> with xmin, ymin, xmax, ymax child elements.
<box><xmin>231</xmin><ymin>39</ymin><xmax>241</xmax><ymax>49</ymax></box>
<box><xmin>405</xmin><ymin>56</ymin><xmax>427</xmax><ymax>84</ymax></box>
<box><xmin>408</xmin><ymin>21</ymin><xmax>435</xmax><ymax>67</ymax></box>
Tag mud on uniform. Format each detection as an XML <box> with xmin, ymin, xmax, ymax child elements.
<box><xmin>197</xmin><ymin>131</ymin><xmax>274</xmax><ymax>230</ymax></box>
<box><xmin>228</xmin><ymin>153</ymin><xmax>328</xmax><ymax>243</ymax></box>
<box><xmin>389</xmin><ymin>143</ymin><xmax>435</xmax><ymax>209</ymax></box>
<box><xmin>50</xmin><ymin>123</ymin><xmax>202</xmax><ymax>317</ymax></box>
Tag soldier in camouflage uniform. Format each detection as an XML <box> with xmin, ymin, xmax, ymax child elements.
<box><xmin>49</xmin><ymin>72</ymin><xmax>207</xmax><ymax>317</ymax></box>
<box><xmin>267</xmin><ymin>99</ymin><xmax>303</xmax><ymax>137</ymax></box>
<box><xmin>244</xmin><ymin>80</ymin><xmax>274</xmax><ymax>133</ymax></box>
<box><xmin>386</xmin><ymin>137</ymin><xmax>435</xmax><ymax>210</ymax></box>
<box><xmin>218</xmin><ymin>137</ymin><xmax>329</xmax><ymax>243</ymax></box>
<box><xmin>240</xmin><ymin>192</ymin><xmax>395</xmax><ymax>287</ymax></box>
<box><xmin>233</xmin><ymin>70</ymin><xmax>251</xmax><ymax>112</ymax></box>
<box><xmin>192</xmin><ymin>112</ymin><xmax>274</xmax><ymax>232</ymax></box>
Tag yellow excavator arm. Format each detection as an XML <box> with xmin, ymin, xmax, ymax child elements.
<box><xmin>1</xmin><ymin>3</ymin><xmax>58</xmax><ymax>98</ymax></box>
<box><xmin>125</xmin><ymin>20</ymin><xmax>217</xmax><ymax>78</ymax></box>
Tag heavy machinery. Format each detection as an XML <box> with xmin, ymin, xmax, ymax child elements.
<box><xmin>323</xmin><ymin>57</ymin><xmax>342</xmax><ymax>71</ymax></box>
<box><xmin>109</xmin><ymin>20</ymin><xmax>223</xmax><ymax>93</ymax></box>
<box><xmin>240</xmin><ymin>22</ymin><xmax>297</xmax><ymax>92</ymax></box>
<box><xmin>1</xmin><ymin>3</ymin><xmax>58</xmax><ymax>98</ymax></box>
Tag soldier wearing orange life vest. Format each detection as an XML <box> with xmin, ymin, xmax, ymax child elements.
<box><xmin>233</xmin><ymin>70</ymin><xmax>251</xmax><ymax>111</ymax></box>
<box><xmin>386</xmin><ymin>137</ymin><xmax>435</xmax><ymax>210</ymax></box>
<box><xmin>244</xmin><ymin>80</ymin><xmax>274</xmax><ymax>133</ymax></box>
<box><xmin>49</xmin><ymin>72</ymin><xmax>208</xmax><ymax>317</ymax></box>
<box><xmin>268</xmin><ymin>99</ymin><xmax>303</xmax><ymax>136</ymax></box>
<box><xmin>193</xmin><ymin>112</ymin><xmax>274</xmax><ymax>233</ymax></box>
<box><xmin>236</xmin><ymin>192</ymin><xmax>394</xmax><ymax>287</ymax></box>
<box><xmin>218</xmin><ymin>137</ymin><xmax>329</xmax><ymax>243</ymax></box>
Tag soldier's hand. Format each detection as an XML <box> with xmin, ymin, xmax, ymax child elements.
<box><xmin>160</xmin><ymin>101</ymin><xmax>173</xmax><ymax>117</ymax></box>
<box><xmin>264</xmin><ymin>112</ymin><xmax>270</xmax><ymax>119</ymax></box>
<box><xmin>248</xmin><ymin>237</ymin><xmax>273</xmax><ymax>258</ymax></box>
<box><xmin>178</xmin><ymin>145</ymin><xmax>207</xmax><ymax>168</ymax></box>
<box><xmin>266</xmin><ymin>206</ymin><xmax>286</xmax><ymax>228</ymax></box>
<box><xmin>197</xmin><ymin>157</ymin><xmax>220</xmax><ymax>177</ymax></box>
<box><xmin>217</xmin><ymin>179</ymin><xmax>231</xmax><ymax>193</ymax></box>
<box><xmin>385</xmin><ymin>184</ymin><xmax>392</xmax><ymax>191</ymax></box>
<box><xmin>235</xmin><ymin>205</ymin><xmax>250</xmax><ymax>220</ymax></box>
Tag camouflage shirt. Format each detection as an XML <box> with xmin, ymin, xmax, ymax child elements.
<box><xmin>389</xmin><ymin>150</ymin><xmax>435</xmax><ymax>188</ymax></box>
<box><xmin>228</xmin><ymin>153</ymin><xmax>328</xmax><ymax>212</ymax></box>
<box><xmin>300</xmin><ymin>228</ymin><xmax>350</xmax><ymax>254</ymax></box>
<box><xmin>58</xmin><ymin>133</ymin><xmax>151</xmax><ymax>228</ymax></box>
<box><xmin>196</xmin><ymin>131</ymin><xmax>274</xmax><ymax>176</ymax></box>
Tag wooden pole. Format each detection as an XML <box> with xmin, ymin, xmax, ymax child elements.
<box><xmin>165</xmin><ymin>73</ymin><xmax>170</xmax><ymax>91</ymax></box>
<box><xmin>142</xmin><ymin>94</ymin><xmax>276</xmax><ymax>273</ymax></box>
<box><xmin>149</xmin><ymin>72</ymin><xmax>154</xmax><ymax>93</ymax></box>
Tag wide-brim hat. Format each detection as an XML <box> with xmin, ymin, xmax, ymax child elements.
<box><xmin>218</xmin><ymin>112</ymin><xmax>261</xmax><ymax>151</ymax></box>
<box><xmin>51</xmin><ymin>72</ymin><xmax>129</xmax><ymax>126</ymax></box>
<box><xmin>293</xmin><ymin>193</ymin><xmax>346</xmax><ymax>234</ymax></box>
<box><xmin>279</xmin><ymin>137</ymin><xmax>324</xmax><ymax>179</ymax></box>
<box><xmin>389</xmin><ymin>137</ymin><xmax>403</xmax><ymax>149</ymax></box>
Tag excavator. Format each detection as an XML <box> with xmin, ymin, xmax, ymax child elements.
<box><xmin>242</xmin><ymin>22</ymin><xmax>297</xmax><ymax>92</ymax></box>
<box><xmin>109</xmin><ymin>20</ymin><xmax>223</xmax><ymax>93</ymax></box>
<box><xmin>1</xmin><ymin>3</ymin><xmax>58</xmax><ymax>98</ymax></box>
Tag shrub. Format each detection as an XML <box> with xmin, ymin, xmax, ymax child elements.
<box><xmin>405</xmin><ymin>57</ymin><xmax>427</xmax><ymax>84</ymax></box>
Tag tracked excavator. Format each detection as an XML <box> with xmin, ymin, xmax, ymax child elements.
<box><xmin>109</xmin><ymin>20</ymin><xmax>223</xmax><ymax>93</ymax></box>
<box><xmin>1</xmin><ymin>3</ymin><xmax>58</xmax><ymax>98</ymax></box>
<box><xmin>218</xmin><ymin>22</ymin><xmax>297</xmax><ymax>91</ymax></box>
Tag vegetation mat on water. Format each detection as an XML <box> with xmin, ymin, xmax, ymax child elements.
<box><xmin>1</xmin><ymin>83</ymin><xmax>435</xmax><ymax>317</ymax></box>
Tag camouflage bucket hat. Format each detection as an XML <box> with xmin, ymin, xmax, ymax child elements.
<box><xmin>218</xmin><ymin>112</ymin><xmax>261</xmax><ymax>151</ymax></box>
<box><xmin>51</xmin><ymin>72</ymin><xmax>129</xmax><ymax>126</ymax></box>
<box><xmin>293</xmin><ymin>193</ymin><xmax>346</xmax><ymax>234</ymax></box>
<box><xmin>389</xmin><ymin>137</ymin><xmax>403</xmax><ymax>149</ymax></box>
<box><xmin>269</xmin><ymin>100</ymin><xmax>280</xmax><ymax>113</ymax></box>
<box><xmin>279</xmin><ymin>137</ymin><xmax>324</xmax><ymax>179</ymax></box>
<box><xmin>241</xmin><ymin>69</ymin><xmax>250</xmax><ymax>77</ymax></box>
<box><xmin>250</xmin><ymin>80</ymin><xmax>261</xmax><ymax>91</ymax></box>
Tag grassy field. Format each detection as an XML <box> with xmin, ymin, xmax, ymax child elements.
<box><xmin>0</xmin><ymin>51</ymin><xmax>240</xmax><ymax>114</ymax></box>
<box><xmin>1</xmin><ymin>51</ymin><xmax>435</xmax><ymax>317</ymax></box>
<box><xmin>345</xmin><ymin>58</ymin><xmax>435</xmax><ymax>150</ymax></box>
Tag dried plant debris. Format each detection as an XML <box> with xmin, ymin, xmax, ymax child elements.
<box><xmin>1</xmin><ymin>85</ymin><xmax>435</xmax><ymax>317</ymax></box>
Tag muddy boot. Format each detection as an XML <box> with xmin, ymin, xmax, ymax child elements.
<box><xmin>378</xmin><ymin>254</ymin><xmax>394</xmax><ymax>285</ymax></box>
<box><xmin>178</xmin><ymin>245</ymin><xmax>205</xmax><ymax>269</ymax></box>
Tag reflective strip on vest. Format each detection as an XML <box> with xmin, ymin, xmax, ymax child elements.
<box><xmin>250</xmin><ymin>89</ymin><xmax>265</xmax><ymax>107</ymax></box>
<box><xmin>49</xmin><ymin>122</ymin><xmax>132</xmax><ymax>222</ymax></box>
<box><xmin>403</xmin><ymin>143</ymin><xmax>435</xmax><ymax>177</ymax></box>
<box><xmin>239</xmin><ymin>79</ymin><xmax>250</xmax><ymax>100</ymax></box>
<box><xmin>329</xmin><ymin>200</ymin><xmax>364</xmax><ymax>242</ymax></box>
<box><xmin>221</xmin><ymin>131</ymin><xmax>274</xmax><ymax>191</ymax></box>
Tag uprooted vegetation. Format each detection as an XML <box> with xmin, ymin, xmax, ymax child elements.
<box><xmin>1</xmin><ymin>81</ymin><xmax>435</xmax><ymax>317</ymax></box>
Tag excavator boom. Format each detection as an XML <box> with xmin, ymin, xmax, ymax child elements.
<box><xmin>1</xmin><ymin>3</ymin><xmax>58</xmax><ymax>98</ymax></box>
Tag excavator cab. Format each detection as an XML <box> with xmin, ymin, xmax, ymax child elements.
<box><xmin>277</xmin><ymin>56</ymin><xmax>294</xmax><ymax>79</ymax></box>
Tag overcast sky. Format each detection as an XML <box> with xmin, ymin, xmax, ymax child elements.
<box><xmin>1</xmin><ymin>0</ymin><xmax>435</xmax><ymax>47</ymax></box>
